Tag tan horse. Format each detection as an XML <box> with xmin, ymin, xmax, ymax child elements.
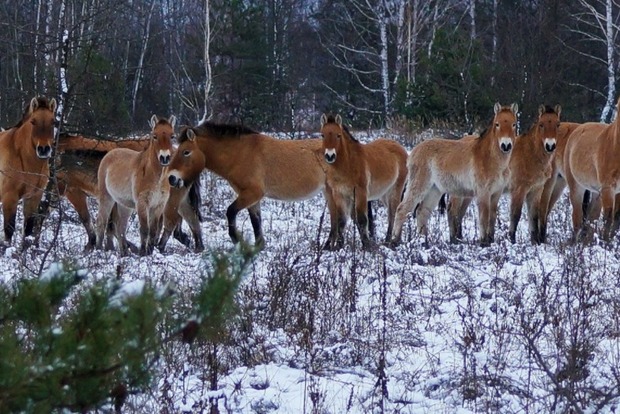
<box><xmin>391</xmin><ymin>102</ymin><xmax>518</xmax><ymax>246</ymax></box>
<box><xmin>319</xmin><ymin>114</ymin><xmax>407</xmax><ymax>249</ymax></box>
<box><xmin>537</xmin><ymin>121</ymin><xmax>583</xmax><ymax>241</ymax></box>
<box><xmin>57</xmin><ymin>134</ymin><xmax>149</xmax><ymax>249</ymax></box>
<box><xmin>448</xmin><ymin>105</ymin><xmax>561</xmax><ymax>244</ymax></box>
<box><xmin>158</xmin><ymin>128</ymin><xmax>206</xmax><ymax>252</ymax></box>
<box><xmin>179</xmin><ymin>122</ymin><xmax>330</xmax><ymax>246</ymax></box>
<box><xmin>564</xmin><ymin>97</ymin><xmax>620</xmax><ymax>241</ymax></box>
<box><xmin>96</xmin><ymin>115</ymin><xmax>175</xmax><ymax>255</ymax></box>
<box><xmin>0</xmin><ymin>96</ymin><xmax>57</xmax><ymax>244</ymax></box>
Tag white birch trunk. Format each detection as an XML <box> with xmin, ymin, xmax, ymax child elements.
<box><xmin>200</xmin><ymin>0</ymin><xmax>212</xmax><ymax>123</ymax></box>
<box><xmin>469</xmin><ymin>0</ymin><xmax>476</xmax><ymax>40</ymax></box>
<box><xmin>379</xmin><ymin>1</ymin><xmax>390</xmax><ymax>117</ymax></box>
<box><xmin>132</xmin><ymin>1</ymin><xmax>156</xmax><ymax>117</ymax></box>
<box><xmin>601</xmin><ymin>0</ymin><xmax>616</xmax><ymax>123</ymax></box>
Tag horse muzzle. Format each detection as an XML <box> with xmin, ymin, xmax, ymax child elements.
<box><xmin>159</xmin><ymin>154</ymin><xmax>171</xmax><ymax>166</ymax></box>
<box><xmin>36</xmin><ymin>145</ymin><xmax>52</xmax><ymax>159</ymax></box>
<box><xmin>324</xmin><ymin>148</ymin><xmax>337</xmax><ymax>164</ymax></box>
<box><xmin>168</xmin><ymin>173</ymin><xmax>184</xmax><ymax>188</ymax></box>
<box><xmin>499</xmin><ymin>137</ymin><xmax>513</xmax><ymax>154</ymax></box>
<box><xmin>544</xmin><ymin>138</ymin><xmax>557</xmax><ymax>153</ymax></box>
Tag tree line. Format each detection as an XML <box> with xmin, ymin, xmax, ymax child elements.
<box><xmin>0</xmin><ymin>0</ymin><xmax>617</xmax><ymax>137</ymax></box>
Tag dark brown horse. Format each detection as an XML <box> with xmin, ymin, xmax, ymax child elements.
<box><xmin>0</xmin><ymin>96</ymin><xmax>57</xmax><ymax>244</ymax></box>
<box><xmin>319</xmin><ymin>114</ymin><xmax>408</xmax><ymax>249</ymax></box>
<box><xmin>177</xmin><ymin>122</ymin><xmax>332</xmax><ymax>247</ymax></box>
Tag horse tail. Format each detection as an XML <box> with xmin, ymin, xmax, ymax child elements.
<box><xmin>188</xmin><ymin>179</ymin><xmax>205</xmax><ymax>222</ymax></box>
<box><xmin>582</xmin><ymin>190</ymin><xmax>591</xmax><ymax>219</ymax></box>
<box><xmin>438</xmin><ymin>194</ymin><xmax>447</xmax><ymax>215</ymax></box>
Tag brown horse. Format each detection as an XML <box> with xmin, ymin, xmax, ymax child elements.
<box><xmin>564</xmin><ymin>97</ymin><xmax>620</xmax><ymax>241</ymax></box>
<box><xmin>537</xmin><ymin>121</ymin><xmax>583</xmax><ymax>241</ymax></box>
<box><xmin>0</xmin><ymin>96</ymin><xmax>57</xmax><ymax>244</ymax></box>
<box><xmin>158</xmin><ymin>127</ymin><xmax>206</xmax><ymax>252</ymax></box>
<box><xmin>391</xmin><ymin>102</ymin><xmax>518</xmax><ymax>246</ymax></box>
<box><xmin>448</xmin><ymin>105</ymin><xmax>561</xmax><ymax>244</ymax></box>
<box><xmin>178</xmin><ymin>122</ymin><xmax>329</xmax><ymax>246</ymax></box>
<box><xmin>319</xmin><ymin>114</ymin><xmax>407</xmax><ymax>249</ymax></box>
<box><xmin>96</xmin><ymin>115</ymin><xmax>175</xmax><ymax>255</ymax></box>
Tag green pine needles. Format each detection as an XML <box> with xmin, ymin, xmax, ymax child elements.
<box><xmin>0</xmin><ymin>244</ymin><xmax>256</xmax><ymax>413</ymax></box>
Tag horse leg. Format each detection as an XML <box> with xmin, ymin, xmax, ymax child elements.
<box><xmin>477</xmin><ymin>193</ymin><xmax>493</xmax><ymax>247</ymax></box>
<box><xmin>353</xmin><ymin>189</ymin><xmax>371</xmax><ymax>249</ymax></box>
<box><xmin>95</xmin><ymin>190</ymin><xmax>115</xmax><ymax>250</ymax></box>
<box><xmin>509</xmin><ymin>189</ymin><xmax>526</xmax><ymax>244</ymax></box>
<box><xmin>367</xmin><ymin>201</ymin><xmax>376</xmax><ymax>240</ymax></box>
<box><xmin>448</xmin><ymin>196</ymin><xmax>470</xmax><ymax>244</ymax></box>
<box><xmin>322</xmin><ymin>187</ymin><xmax>340</xmax><ymax>250</ymax></box>
<box><xmin>391</xmin><ymin>166</ymin><xmax>429</xmax><ymax>245</ymax></box>
<box><xmin>383</xmin><ymin>185</ymin><xmax>404</xmax><ymax>244</ymax></box>
<box><xmin>114</xmin><ymin>205</ymin><xmax>132</xmax><ymax>256</ymax></box>
<box><xmin>538</xmin><ymin>175</ymin><xmax>557</xmax><ymax>244</ymax></box>
<box><xmin>178</xmin><ymin>197</ymin><xmax>204</xmax><ymax>252</ymax></box>
<box><xmin>600</xmin><ymin>186</ymin><xmax>616</xmax><ymax>241</ymax></box>
<box><xmin>66</xmin><ymin>189</ymin><xmax>97</xmax><ymax>250</ymax></box>
<box><xmin>2</xmin><ymin>193</ymin><xmax>19</xmax><ymax>244</ymax></box>
<box><xmin>525</xmin><ymin>187</ymin><xmax>544</xmax><ymax>244</ymax></box>
<box><xmin>247</xmin><ymin>203</ymin><xmax>264</xmax><ymax>248</ymax></box>
<box><xmin>567</xmin><ymin>185</ymin><xmax>587</xmax><ymax>242</ymax></box>
<box><xmin>225</xmin><ymin>189</ymin><xmax>263</xmax><ymax>245</ymax></box>
<box><xmin>22</xmin><ymin>192</ymin><xmax>44</xmax><ymax>240</ymax></box>
<box><xmin>416</xmin><ymin>189</ymin><xmax>442</xmax><ymax>244</ymax></box>
<box><xmin>489</xmin><ymin>192</ymin><xmax>503</xmax><ymax>244</ymax></box>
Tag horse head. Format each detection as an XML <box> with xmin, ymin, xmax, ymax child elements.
<box><xmin>493</xmin><ymin>102</ymin><xmax>518</xmax><ymax>154</ymax></box>
<box><xmin>537</xmin><ymin>104</ymin><xmax>561</xmax><ymax>153</ymax></box>
<box><xmin>320</xmin><ymin>113</ymin><xmax>344</xmax><ymax>164</ymax></box>
<box><xmin>148</xmin><ymin>114</ymin><xmax>176</xmax><ymax>166</ymax></box>
<box><xmin>168</xmin><ymin>128</ymin><xmax>205</xmax><ymax>188</ymax></box>
<box><xmin>28</xmin><ymin>97</ymin><xmax>57</xmax><ymax>159</ymax></box>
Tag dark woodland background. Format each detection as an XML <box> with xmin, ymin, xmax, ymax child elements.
<box><xmin>0</xmin><ymin>0</ymin><xmax>616</xmax><ymax>136</ymax></box>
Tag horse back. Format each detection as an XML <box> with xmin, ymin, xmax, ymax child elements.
<box><xmin>565</xmin><ymin>122</ymin><xmax>615</xmax><ymax>188</ymax></box>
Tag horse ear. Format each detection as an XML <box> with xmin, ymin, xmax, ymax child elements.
<box><xmin>538</xmin><ymin>104</ymin><xmax>545</xmax><ymax>117</ymax></box>
<box><xmin>187</xmin><ymin>129</ymin><xmax>196</xmax><ymax>141</ymax></box>
<box><xmin>149</xmin><ymin>114</ymin><xmax>158</xmax><ymax>130</ymax></box>
<box><xmin>494</xmin><ymin>102</ymin><xmax>501</xmax><ymax>114</ymax></box>
<box><xmin>168</xmin><ymin>115</ymin><xmax>177</xmax><ymax>129</ymax></box>
<box><xmin>29</xmin><ymin>97</ymin><xmax>39</xmax><ymax>114</ymax></box>
<box><xmin>554</xmin><ymin>104</ymin><xmax>562</xmax><ymax>118</ymax></box>
<box><xmin>320</xmin><ymin>114</ymin><xmax>327</xmax><ymax>127</ymax></box>
<box><xmin>510</xmin><ymin>103</ymin><xmax>519</xmax><ymax>115</ymax></box>
<box><xmin>335</xmin><ymin>114</ymin><xmax>342</xmax><ymax>127</ymax></box>
<box><xmin>49</xmin><ymin>98</ymin><xmax>57</xmax><ymax>113</ymax></box>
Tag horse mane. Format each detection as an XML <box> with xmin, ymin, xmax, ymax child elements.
<box><xmin>181</xmin><ymin>122</ymin><xmax>259</xmax><ymax>142</ymax></box>
<box><xmin>324</xmin><ymin>114</ymin><xmax>359</xmax><ymax>143</ymax></box>
<box><xmin>11</xmin><ymin>97</ymin><xmax>54</xmax><ymax>129</ymax></box>
<box><xmin>524</xmin><ymin>105</ymin><xmax>558</xmax><ymax>136</ymax></box>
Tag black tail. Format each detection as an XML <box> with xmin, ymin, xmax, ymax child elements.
<box><xmin>438</xmin><ymin>194</ymin><xmax>447</xmax><ymax>215</ymax></box>
<box><xmin>582</xmin><ymin>190</ymin><xmax>591</xmax><ymax>218</ymax></box>
<box><xmin>188</xmin><ymin>178</ymin><xmax>205</xmax><ymax>222</ymax></box>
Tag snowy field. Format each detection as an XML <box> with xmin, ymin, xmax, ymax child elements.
<box><xmin>2</xmin><ymin>129</ymin><xmax>620</xmax><ymax>413</ymax></box>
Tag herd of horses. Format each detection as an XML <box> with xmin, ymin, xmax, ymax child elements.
<box><xmin>1</xmin><ymin>95</ymin><xmax>619</xmax><ymax>255</ymax></box>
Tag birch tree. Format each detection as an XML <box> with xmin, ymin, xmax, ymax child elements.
<box><xmin>572</xmin><ymin>0</ymin><xmax>620</xmax><ymax>122</ymax></box>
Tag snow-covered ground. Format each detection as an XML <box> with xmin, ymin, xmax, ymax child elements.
<box><xmin>2</xmin><ymin>129</ymin><xmax>620</xmax><ymax>413</ymax></box>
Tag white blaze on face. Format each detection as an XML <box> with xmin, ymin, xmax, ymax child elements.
<box><xmin>324</xmin><ymin>148</ymin><xmax>336</xmax><ymax>163</ymax></box>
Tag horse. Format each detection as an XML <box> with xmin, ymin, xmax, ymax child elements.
<box><xmin>563</xmin><ymin>96</ymin><xmax>620</xmax><ymax>241</ymax></box>
<box><xmin>447</xmin><ymin>105</ymin><xmax>561</xmax><ymax>244</ymax></box>
<box><xmin>178</xmin><ymin>122</ymin><xmax>331</xmax><ymax>247</ymax></box>
<box><xmin>0</xmin><ymin>96</ymin><xmax>57</xmax><ymax>244</ymax></box>
<box><xmin>57</xmin><ymin>133</ymin><xmax>203</xmax><ymax>252</ymax></box>
<box><xmin>319</xmin><ymin>114</ymin><xmax>407</xmax><ymax>249</ymax></box>
<box><xmin>158</xmin><ymin>127</ymin><xmax>206</xmax><ymax>253</ymax></box>
<box><xmin>390</xmin><ymin>102</ymin><xmax>518</xmax><ymax>247</ymax></box>
<box><xmin>96</xmin><ymin>115</ymin><xmax>175</xmax><ymax>255</ymax></box>
<box><xmin>537</xmin><ymin>121</ymin><xmax>583</xmax><ymax>242</ymax></box>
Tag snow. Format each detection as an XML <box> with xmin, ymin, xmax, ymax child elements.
<box><xmin>2</xmin><ymin>129</ymin><xmax>620</xmax><ymax>413</ymax></box>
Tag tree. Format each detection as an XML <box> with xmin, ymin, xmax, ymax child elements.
<box><xmin>0</xmin><ymin>245</ymin><xmax>255</xmax><ymax>413</ymax></box>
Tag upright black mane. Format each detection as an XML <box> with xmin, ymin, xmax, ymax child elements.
<box><xmin>180</xmin><ymin>121</ymin><xmax>259</xmax><ymax>142</ymax></box>
<box><xmin>12</xmin><ymin>97</ymin><xmax>53</xmax><ymax>129</ymax></box>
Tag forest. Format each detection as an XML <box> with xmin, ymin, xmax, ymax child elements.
<box><xmin>0</xmin><ymin>0</ymin><xmax>618</xmax><ymax>136</ymax></box>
